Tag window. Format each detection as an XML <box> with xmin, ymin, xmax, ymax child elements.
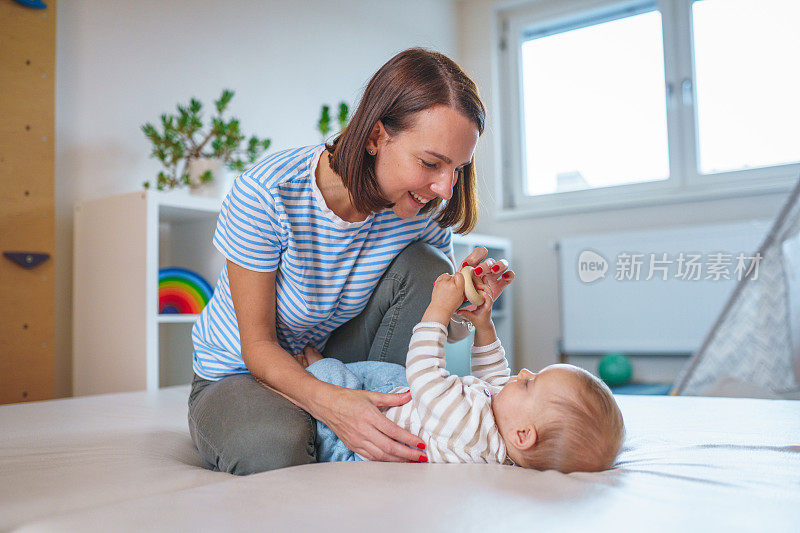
<box><xmin>522</xmin><ymin>7</ymin><xmax>669</xmax><ymax>195</ymax></box>
<box><xmin>497</xmin><ymin>0</ymin><xmax>800</xmax><ymax>216</ymax></box>
<box><xmin>692</xmin><ymin>0</ymin><xmax>800</xmax><ymax>174</ymax></box>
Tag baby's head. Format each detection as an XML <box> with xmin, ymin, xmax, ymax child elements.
<box><xmin>491</xmin><ymin>363</ymin><xmax>625</xmax><ymax>473</ymax></box>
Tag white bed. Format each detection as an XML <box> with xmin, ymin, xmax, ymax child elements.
<box><xmin>1</xmin><ymin>386</ymin><xmax>798</xmax><ymax>532</ymax></box>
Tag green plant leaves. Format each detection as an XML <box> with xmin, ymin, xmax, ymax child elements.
<box><xmin>318</xmin><ymin>105</ymin><xmax>331</xmax><ymax>137</ymax></box>
<box><xmin>317</xmin><ymin>101</ymin><xmax>350</xmax><ymax>139</ymax></box>
<box><xmin>141</xmin><ymin>89</ymin><xmax>271</xmax><ymax>191</ymax></box>
<box><xmin>215</xmin><ymin>89</ymin><xmax>234</xmax><ymax>114</ymax></box>
<box><xmin>337</xmin><ymin>102</ymin><xmax>349</xmax><ymax>130</ymax></box>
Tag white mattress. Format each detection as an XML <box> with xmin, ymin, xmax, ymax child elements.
<box><xmin>1</xmin><ymin>386</ymin><xmax>798</xmax><ymax>532</ymax></box>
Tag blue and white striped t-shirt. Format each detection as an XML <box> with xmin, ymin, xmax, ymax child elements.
<box><xmin>192</xmin><ymin>144</ymin><xmax>453</xmax><ymax>380</ymax></box>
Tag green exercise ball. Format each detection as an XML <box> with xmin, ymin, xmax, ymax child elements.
<box><xmin>598</xmin><ymin>353</ymin><xmax>632</xmax><ymax>387</ymax></box>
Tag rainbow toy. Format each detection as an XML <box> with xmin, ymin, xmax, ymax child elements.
<box><xmin>158</xmin><ymin>267</ymin><xmax>214</xmax><ymax>315</ymax></box>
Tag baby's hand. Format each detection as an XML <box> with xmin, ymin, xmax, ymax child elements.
<box><xmin>456</xmin><ymin>282</ymin><xmax>494</xmax><ymax>329</ymax></box>
<box><xmin>429</xmin><ymin>272</ymin><xmax>467</xmax><ymax>316</ymax></box>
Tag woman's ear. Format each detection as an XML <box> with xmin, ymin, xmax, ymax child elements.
<box><xmin>366</xmin><ymin>120</ymin><xmax>386</xmax><ymax>152</ymax></box>
<box><xmin>513</xmin><ymin>425</ymin><xmax>538</xmax><ymax>451</ymax></box>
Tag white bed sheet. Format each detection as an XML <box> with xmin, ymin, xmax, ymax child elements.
<box><xmin>1</xmin><ymin>386</ymin><xmax>798</xmax><ymax>532</ymax></box>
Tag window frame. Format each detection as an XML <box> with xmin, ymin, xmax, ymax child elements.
<box><xmin>493</xmin><ymin>0</ymin><xmax>800</xmax><ymax>219</ymax></box>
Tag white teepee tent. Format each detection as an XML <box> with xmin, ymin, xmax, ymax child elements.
<box><xmin>671</xmin><ymin>176</ymin><xmax>800</xmax><ymax>399</ymax></box>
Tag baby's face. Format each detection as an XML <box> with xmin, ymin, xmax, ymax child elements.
<box><xmin>492</xmin><ymin>364</ymin><xmax>584</xmax><ymax>427</ymax></box>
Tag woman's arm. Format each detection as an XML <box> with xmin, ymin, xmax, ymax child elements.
<box><xmin>227</xmin><ymin>260</ymin><xmax>425</xmax><ymax>462</ymax></box>
<box><xmin>227</xmin><ymin>260</ymin><xmax>321</xmax><ymax>411</ymax></box>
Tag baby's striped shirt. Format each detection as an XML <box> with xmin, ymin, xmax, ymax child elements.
<box><xmin>383</xmin><ymin>322</ymin><xmax>513</xmax><ymax>464</ymax></box>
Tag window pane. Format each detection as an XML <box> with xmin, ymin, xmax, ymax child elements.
<box><xmin>521</xmin><ymin>10</ymin><xmax>669</xmax><ymax>196</ymax></box>
<box><xmin>693</xmin><ymin>0</ymin><xmax>800</xmax><ymax>174</ymax></box>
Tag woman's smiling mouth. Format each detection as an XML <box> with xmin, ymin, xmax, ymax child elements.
<box><xmin>409</xmin><ymin>191</ymin><xmax>432</xmax><ymax>206</ymax></box>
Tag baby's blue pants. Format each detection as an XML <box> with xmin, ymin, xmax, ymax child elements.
<box><xmin>305</xmin><ymin>358</ymin><xmax>409</xmax><ymax>462</ymax></box>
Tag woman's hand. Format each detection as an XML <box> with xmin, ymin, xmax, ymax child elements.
<box><xmin>459</xmin><ymin>247</ymin><xmax>515</xmax><ymax>308</ymax></box>
<box><xmin>317</xmin><ymin>386</ymin><xmax>427</xmax><ymax>463</ymax></box>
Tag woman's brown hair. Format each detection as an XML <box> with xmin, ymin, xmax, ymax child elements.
<box><xmin>326</xmin><ymin>48</ymin><xmax>485</xmax><ymax>234</ymax></box>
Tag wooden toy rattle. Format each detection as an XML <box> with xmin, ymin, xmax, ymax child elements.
<box><xmin>460</xmin><ymin>266</ymin><xmax>485</xmax><ymax>306</ymax></box>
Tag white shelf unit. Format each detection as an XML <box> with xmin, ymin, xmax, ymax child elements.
<box><xmin>446</xmin><ymin>234</ymin><xmax>514</xmax><ymax>376</ymax></box>
<box><xmin>73</xmin><ymin>190</ymin><xmax>513</xmax><ymax>393</ymax></box>
<box><xmin>73</xmin><ymin>190</ymin><xmax>223</xmax><ymax>395</ymax></box>
<box><xmin>158</xmin><ymin>314</ymin><xmax>200</xmax><ymax>324</ymax></box>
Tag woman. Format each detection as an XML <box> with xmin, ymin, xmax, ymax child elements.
<box><xmin>188</xmin><ymin>48</ymin><xmax>516</xmax><ymax>474</ymax></box>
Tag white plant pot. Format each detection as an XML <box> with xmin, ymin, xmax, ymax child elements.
<box><xmin>187</xmin><ymin>157</ymin><xmax>233</xmax><ymax>199</ymax></box>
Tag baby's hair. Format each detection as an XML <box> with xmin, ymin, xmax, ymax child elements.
<box><xmin>518</xmin><ymin>369</ymin><xmax>625</xmax><ymax>473</ymax></box>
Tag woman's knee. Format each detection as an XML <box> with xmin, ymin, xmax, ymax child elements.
<box><xmin>389</xmin><ymin>241</ymin><xmax>452</xmax><ymax>284</ymax></box>
<box><xmin>215</xmin><ymin>414</ymin><xmax>316</xmax><ymax>475</ymax></box>
<box><xmin>188</xmin><ymin>374</ymin><xmax>316</xmax><ymax>475</ymax></box>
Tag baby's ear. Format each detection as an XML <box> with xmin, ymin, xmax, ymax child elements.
<box><xmin>514</xmin><ymin>425</ymin><xmax>538</xmax><ymax>451</ymax></box>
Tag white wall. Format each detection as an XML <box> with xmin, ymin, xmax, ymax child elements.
<box><xmin>56</xmin><ymin>0</ymin><xmax>793</xmax><ymax>397</ymax></box>
<box><xmin>456</xmin><ymin>0</ymin><xmax>791</xmax><ymax>381</ymax></box>
<box><xmin>55</xmin><ymin>0</ymin><xmax>458</xmax><ymax>397</ymax></box>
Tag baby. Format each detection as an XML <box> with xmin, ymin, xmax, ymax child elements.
<box><xmin>299</xmin><ymin>270</ymin><xmax>625</xmax><ymax>473</ymax></box>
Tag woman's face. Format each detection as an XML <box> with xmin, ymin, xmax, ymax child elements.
<box><xmin>367</xmin><ymin>105</ymin><xmax>480</xmax><ymax>219</ymax></box>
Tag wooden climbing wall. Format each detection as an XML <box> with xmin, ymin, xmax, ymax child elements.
<box><xmin>0</xmin><ymin>1</ymin><xmax>56</xmax><ymax>404</ymax></box>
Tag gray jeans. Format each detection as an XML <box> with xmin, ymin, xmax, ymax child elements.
<box><xmin>188</xmin><ymin>241</ymin><xmax>452</xmax><ymax>475</ymax></box>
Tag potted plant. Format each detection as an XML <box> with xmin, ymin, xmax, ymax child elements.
<box><xmin>317</xmin><ymin>101</ymin><xmax>350</xmax><ymax>139</ymax></box>
<box><xmin>141</xmin><ymin>89</ymin><xmax>271</xmax><ymax>197</ymax></box>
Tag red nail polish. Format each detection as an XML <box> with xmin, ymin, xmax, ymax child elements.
<box><xmin>419</xmin><ymin>455</ymin><xmax>428</xmax><ymax>463</ymax></box>
<box><xmin>461</xmin><ymin>261</ymin><xmax>469</xmax><ymax>268</ymax></box>
<box><xmin>491</xmin><ymin>265</ymin><xmax>500</xmax><ymax>273</ymax></box>
<box><xmin>474</xmin><ymin>267</ymin><xmax>483</xmax><ymax>276</ymax></box>
<box><xmin>417</xmin><ymin>442</ymin><xmax>426</xmax><ymax>450</ymax></box>
<box><xmin>503</xmin><ymin>272</ymin><xmax>511</xmax><ymax>279</ymax></box>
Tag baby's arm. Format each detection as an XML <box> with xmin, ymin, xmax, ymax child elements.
<box><xmin>406</xmin><ymin>322</ymin><xmax>465</xmax><ymax>409</ymax></box>
<box><xmin>455</xmin><ymin>279</ymin><xmax>511</xmax><ymax>387</ymax></box>
<box><xmin>470</xmin><ymin>338</ymin><xmax>511</xmax><ymax>387</ymax></box>
<box><xmin>406</xmin><ymin>272</ymin><xmax>478</xmax><ymax>422</ymax></box>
